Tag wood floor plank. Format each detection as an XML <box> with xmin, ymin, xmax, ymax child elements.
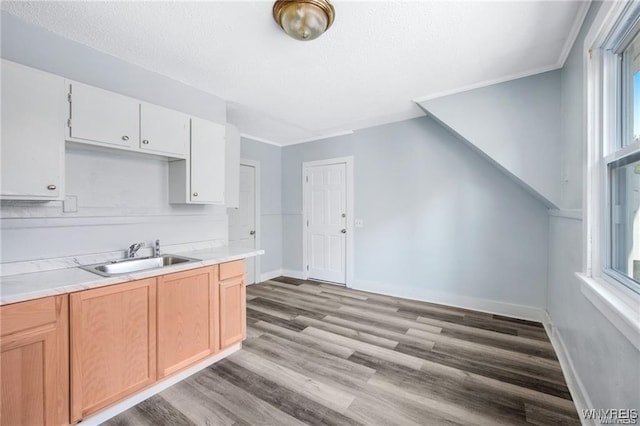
<box><xmin>524</xmin><ymin>402</ymin><xmax>581</xmax><ymax>425</ymax></box>
<box><xmin>160</xmin><ymin>381</ymin><xmax>247</xmax><ymax>426</ymax></box>
<box><xmin>351</xmin><ymin>352</ymin><xmax>530</xmax><ymax>425</ymax></box>
<box><xmin>211</xmin><ymin>359</ymin><xmax>360</xmax><ymax>425</ymax></box>
<box><xmin>252</xmin><ymin>332</ymin><xmax>377</xmax><ymax>382</ymax></box>
<box><xmin>293</xmin><ymin>315</ymin><xmax>400</xmax><ymax>349</ymax></box>
<box><xmin>109</xmin><ymin>279</ymin><xmax>579</xmax><ymax>425</ymax></box>
<box><xmin>187</xmin><ymin>366</ymin><xmax>306</xmax><ymax>426</ymax></box>
<box><xmin>251</xmin><ymin>320</ymin><xmax>355</xmax><ymax>359</ymax></box>
<box><xmin>302</xmin><ymin>326</ymin><xmax>425</xmax><ymax>370</ymax></box>
<box><xmin>228</xmin><ymin>347</ymin><xmax>357</xmax><ymax>413</ymax></box>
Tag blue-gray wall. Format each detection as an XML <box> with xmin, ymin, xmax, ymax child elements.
<box><xmin>548</xmin><ymin>1</ymin><xmax>640</xmax><ymax>411</ymax></box>
<box><xmin>282</xmin><ymin>116</ymin><xmax>549</xmax><ymax>309</ymax></box>
<box><xmin>0</xmin><ymin>11</ymin><xmax>229</xmax><ymax>262</ymax></box>
<box><xmin>418</xmin><ymin>70</ymin><xmax>562</xmax><ymax>208</ymax></box>
<box><xmin>240</xmin><ymin>137</ymin><xmax>282</xmax><ymax>276</ymax></box>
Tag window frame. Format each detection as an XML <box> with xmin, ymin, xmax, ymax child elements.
<box><xmin>581</xmin><ymin>0</ymin><xmax>640</xmax><ymax>350</ymax></box>
<box><xmin>586</xmin><ymin>1</ymin><xmax>640</xmax><ymax>293</ymax></box>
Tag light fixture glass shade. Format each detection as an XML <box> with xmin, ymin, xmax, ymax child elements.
<box><xmin>273</xmin><ymin>0</ymin><xmax>335</xmax><ymax>41</ymax></box>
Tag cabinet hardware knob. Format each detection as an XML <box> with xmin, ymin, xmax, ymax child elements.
<box><xmin>249</xmin><ymin>230</ymin><xmax>256</xmax><ymax>235</ymax></box>
<box><xmin>142</xmin><ymin>139</ymin><xmax>149</xmax><ymax>144</ymax></box>
<box><xmin>122</xmin><ymin>136</ymin><xmax>129</xmax><ymax>141</ymax></box>
<box><xmin>341</xmin><ymin>229</ymin><xmax>346</xmax><ymax>234</ymax></box>
<box><xmin>193</xmin><ymin>192</ymin><xmax>198</xmax><ymax>197</ymax></box>
<box><xmin>47</xmin><ymin>185</ymin><xmax>57</xmax><ymax>190</ymax></box>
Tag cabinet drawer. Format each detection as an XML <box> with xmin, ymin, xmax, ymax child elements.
<box><xmin>1</xmin><ymin>297</ymin><xmax>58</xmax><ymax>337</ymax></box>
<box><xmin>219</xmin><ymin>260</ymin><xmax>244</xmax><ymax>281</ymax></box>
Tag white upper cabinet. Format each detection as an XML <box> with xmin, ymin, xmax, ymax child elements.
<box><xmin>225</xmin><ymin>124</ymin><xmax>241</xmax><ymax>209</ymax></box>
<box><xmin>1</xmin><ymin>60</ymin><xmax>65</xmax><ymax>200</ymax></box>
<box><xmin>190</xmin><ymin>118</ymin><xmax>226</xmax><ymax>204</ymax></box>
<box><xmin>67</xmin><ymin>82</ymin><xmax>187</xmax><ymax>158</ymax></box>
<box><xmin>68</xmin><ymin>82</ymin><xmax>139</xmax><ymax>149</ymax></box>
<box><xmin>169</xmin><ymin>118</ymin><xmax>226</xmax><ymax>205</ymax></box>
<box><xmin>140</xmin><ymin>103</ymin><xmax>189</xmax><ymax>157</ymax></box>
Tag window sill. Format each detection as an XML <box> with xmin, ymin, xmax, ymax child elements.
<box><xmin>575</xmin><ymin>272</ymin><xmax>640</xmax><ymax>351</ymax></box>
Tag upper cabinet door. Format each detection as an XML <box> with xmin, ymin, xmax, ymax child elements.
<box><xmin>140</xmin><ymin>103</ymin><xmax>189</xmax><ymax>158</ymax></box>
<box><xmin>1</xmin><ymin>60</ymin><xmax>65</xmax><ymax>200</ymax></box>
<box><xmin>69</xmin><ymin>82</ymin><xmax>139</xmax><ymax>148</ymax></box>
<box><xmin>190</xmin><ymin>118</ymin><xmax>226</xmax><ymax>204</ymax></box>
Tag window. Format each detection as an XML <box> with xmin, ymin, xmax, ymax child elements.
<box><xmin>583</xmin><ymin>0</ymin><xmax>640</xmax><ymax>349</ymax></box>
<box><xmin>603</xmin><ymin>16</ymin><xmax>640</xmax><ymax>292</ymax></box>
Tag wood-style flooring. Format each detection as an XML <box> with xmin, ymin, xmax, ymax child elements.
<box><xmin>104</xmin><ymin>277</ymin><xmax>580</xmax><ymax>425</ymax></box>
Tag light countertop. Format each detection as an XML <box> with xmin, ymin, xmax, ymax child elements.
<box><xmin>0</xmin><ymin>245</ymin><xmax>264</xmax><ymax>306</ymax></box>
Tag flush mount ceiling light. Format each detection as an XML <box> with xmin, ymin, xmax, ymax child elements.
<box><xmin>273</xmin><ymin>0</ymin><xmax>335</xmax><ymax>41</ymax></box>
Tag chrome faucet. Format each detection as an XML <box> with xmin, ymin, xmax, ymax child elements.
<box><xmin>127</xmin><ymin>242</ymin><xmax>145</xmax><ymax>258</ymax></box>
<box><xmin>154</xmin><ymin>239</ymin><xmax>161</xmax><ymax>258</ymax></box>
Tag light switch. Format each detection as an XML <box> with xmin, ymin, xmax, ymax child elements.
<box><xmin>63</xmin><ymin>195</ymin><xmax>78</xmax><ymax>213</ymax></box>
<box><xmin>355</xmin><ymin>219</ymin><xmax>364</xmax><ymax>228</ymax></box>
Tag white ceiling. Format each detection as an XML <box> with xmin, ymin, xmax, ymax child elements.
<box><xmin>2</xmin><ymin>1</ymin><xmax>589</xmax><ymax>146</ymax></box>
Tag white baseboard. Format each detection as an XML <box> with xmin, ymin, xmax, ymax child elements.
<box><xmin>281</xmin><ymin>269</ymin><xmax>305</xmax><ymax>279</ymax></box>
<box><xmin>259</xmin><ymin>269</ymin><xmax>283</xmax><ymax>283</ymax></box>
<box><xmin>543</xmin><ymin>316</ymin><xmax>594</xmax><ymax>426</ymax></box>
<box><xmin>352</xmin><ymin>279</ymin><xmax>547</xmax><ymax>322</ymax></box>
<box><xmin>79</xmin><ymin>344</ymin><xmax>242</xmax><ymax>426</ymax></box>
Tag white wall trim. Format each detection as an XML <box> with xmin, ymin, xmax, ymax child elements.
<box><xmin>351</xmin><ymin>279</ymin><xmax>547</xmax><ymax>323</ymax></box>
<box><xmin>259</xmin><ymin>269</ymin><xmax>282</xmax><ymax>283</ymax></box>
<box><xmin>78</xmin><ymin>344</ymin><xmax>242</xmax><ymax>426</ymax></box>
<box><xmin>548</xmin><ymin>209</ymin><xmax>583</xmax><ymax>221</ymax></box>
<box><xmin>301</xmin><ymin>156</ymin><xmax>355</xmax><ymax>288</ymax></box>
<box><xmin>238</xmin><ymin>159</ymin><xmax>261</xmax><ymax>285</ymax></box>
<box><xmin>281</xmin><ymin>269</ymin><xmax>305</xmax><ymax>280</ymax></box>
<box><xmin>239</xmin><ymin>133</ymin><xmax>281</xmax><ymax>147</ymax></box>
<box><xmin>412</xmin><ymin>64</ymin><xmax>560</xmax><ymax>104</ymax></box>
<box><xmin>558</xmin><ymin>1</ymin><xmax>592</xmax><ymax>68</ymax></box>
<box><xmin>543</xmin><ymin>317</ymin><xmax>595</xmax><ymax>426</ymax></box>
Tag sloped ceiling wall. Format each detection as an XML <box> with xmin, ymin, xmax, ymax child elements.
<box><xmin>417</xmin><ymin>71</ymin><xmax>562</xmax><ymax>209</ymax></box>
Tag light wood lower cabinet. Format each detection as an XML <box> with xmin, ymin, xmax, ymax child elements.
<box><xmin>70</xmin><ymin>278</ymin><xmax>156</xmax><ymax>422</ymax></box>
<box><xmin>0</xmin><ymin>259</ymin><xmax>248</xmax><ymax>424</ymax></box>
<box><xmin>156</xmin><ymin>266</ymin><xmax>219</xmax><ymax>378</ymax></box>
<box><xmin>0</xmin><ymin>295</ymin><xmax>69</xmax><ymax>426</ymax></box>
<box><xmin>219</xmin><ymin>261</ymin><xmax>247</xmax><ymax>350</ymax></box>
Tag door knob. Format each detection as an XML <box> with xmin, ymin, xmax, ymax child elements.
<box><xmin>192</xmin><ymin>192</ymin><xmax>198</xmax><ymax>197</ymax></box>
<box><xmin>122</xmin><ymin>135</ymin><xmax>129</xmax><ymax>141</ymax></box>
<box><xmin>142</xmin><ymin>139</ymin><xmax>149</xmax><ymax>145</ymax></box>
<box><xmin>47</xmin><ymin>184</ymin><xmax>57</xmax><ymax>190</ymax></box>
<box><xmin>341</xmin><ymin>229</ymin><xmax>346</xmax><ymax>234</ymax></box>
<box><xmin>249</xmin><ymin>230</ymin><xmax>256</xmax><ymax>235</ymax></box>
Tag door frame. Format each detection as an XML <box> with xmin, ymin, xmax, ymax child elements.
<box><xmin>302</xmin><ymin>156</ymin><xmax>354</xmax><ymax>287</ymax></box>
<box><xmin>238</xmin><ymin>159</ymin><xmax>260</xmax><ymax>284</ymax></box>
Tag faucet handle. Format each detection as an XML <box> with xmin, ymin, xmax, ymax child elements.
<box><xmin>127</xmin><ymin>241</ymin><xmax>145</xmax><ymax>258</ymax></box>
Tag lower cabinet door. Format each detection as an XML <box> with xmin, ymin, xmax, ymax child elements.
<box><xmin>156</xmin><ymin>266</ymin><xmax>218</xmax><ymax>378</ymax></box>
<box><xmin>0</xmin><ymin>295</ymin><xmax>69</xmax><ymax>426</ymax></box>
<box><xmin>70</xmin><ymin>278</ymin><xmax>156</xmax><ymax>422</ymax></box>
<box><xmin>219</xmin><ymin>276</ymin><xmax>246</xmax><ymax>350</ymax></box>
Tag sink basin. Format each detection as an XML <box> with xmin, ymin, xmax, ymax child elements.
<box><xmin>80</xmin><ymin>254</ymin><xmax>200</xmax><ymax>277</ymax></box>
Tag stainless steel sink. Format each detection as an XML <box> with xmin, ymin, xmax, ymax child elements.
<box><xmin>80</xmin><ymin>254</ymin><xmax>200</xmax><ymax>277</ymax></box>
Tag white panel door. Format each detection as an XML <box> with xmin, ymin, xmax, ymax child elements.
<box><xmin>190</xmin><ymin>118</ymin><xmax>226</xmax><ymax>204</ymax></box>
<box><xmin>69</xmin><ymin>81</ymin><xmax>139</xmax><ymax>148</ymax></box>
<box><xmin>229</xmin><ymin>165</ymin><xmax>256</xmax><ymax>284</ymax></box>
<box><xmin>306</xmin><ymin>163</ymin><xmax>346</xmax><ymax>284</ymax></box>
<box><xmin>140</xmin><ymin>103</ymin><xmax>189</xmax><ymax>157</ymax></box>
